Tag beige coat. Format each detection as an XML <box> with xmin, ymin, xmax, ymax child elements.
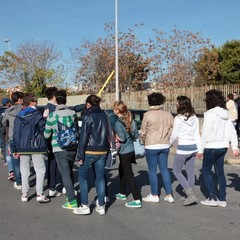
<box><xmin>140</xmin><ymin>106</ymin><xmax>174</xmax><ymax>146</ymax></box>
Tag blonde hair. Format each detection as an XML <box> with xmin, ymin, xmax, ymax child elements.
<box><xmin>113</xmin><ymin>101</ymin><xmax>132</xmax><ymax>131</ymax></box>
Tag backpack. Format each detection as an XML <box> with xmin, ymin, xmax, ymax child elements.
<box><xmin>56</xmin><ymin>120</ymin><xmax>79</xmax><ymax>150</ymax></box>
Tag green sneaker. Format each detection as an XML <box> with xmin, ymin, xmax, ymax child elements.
<box><xmin>62</xmin><ymin>199</ymin><xmax>78</xmax><ymax>210</ymax></box>
<box><xmin>115</xmin><ymin>193</ymin><xmax>127</xmax><ymax>200</ymax></box>
<box><xmin>125</xmin><ymin>200</ymin><xmax>142</xmax><ymax>208</ymax></box>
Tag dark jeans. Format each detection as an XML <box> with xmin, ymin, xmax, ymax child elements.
<box><xmin>9</xmin><ymin>140</ymin><xmax>21</xmax><ymax>185</ymax></box>
<box><xmin>47</xmin><ymin>151</ymin><xmax>59</xmax><ymax>190</ymax></box>
<box><xmin>118</xmin><ymin>151</ymin><xmax>141</xmax><ymax>200</ymax></box>
<box><xmin>54</xmin><ymin>150</ymin><xmax>76</xmax><ymax>202</ymax></box>
<box><xmin>202</xmin><ymin>148</ymin><xmax>227</xmax><ymax>201</ymax></box>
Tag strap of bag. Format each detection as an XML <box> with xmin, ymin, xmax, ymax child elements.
<box><xmin>119</xmin><ymin>120</ymin><xmax>135</xmax><ymax>141</ymax></box>
<box><xmin>105</xmin><ymin>112</ymin><xmax>116</xmax><ymax>149</ymax></box>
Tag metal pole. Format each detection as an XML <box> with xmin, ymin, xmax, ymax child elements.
<box><xmin>115</xmin><ymin>0</ymin><xmax>119</xmax><ymax>101</ymax></box>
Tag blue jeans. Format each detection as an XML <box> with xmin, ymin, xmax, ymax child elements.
<box><xmin>145</xmin><ymin>148</ymin><xmax>172</xmax><ymax>195</ymax></box>
<box><xmin>10</xmin><ymin>140</ymin><xmax>21</xmax><ymax>185</ymax></box>
<box><xmin>54</xmin><ymin>151</ymin><xmax>76</xmax><ymax>202</ymax></box>
<box><xmin>202</xmin><ymin>148</ymin><xmax>227</xmax><ymax>201</ymax></box>
<box><xmin>78</xmin><ymin>154</ymin><xmax>107</xmax><ymax>207</ymax></box>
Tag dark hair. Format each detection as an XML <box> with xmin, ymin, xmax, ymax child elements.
<box><xmin>22</xmin><ymin>93</ymin><xmax>37</xmax><ymax>106</ymax></box>
<box><xmin>147</xmin><ymin>92</ymin><xmax>166</xmax><ymax>106</ymax></box>
<box><xmin>177</xmin><ymin>96</ymin><xmax>195</xmax><ymax>119</ymax></box>
<box><xmin>86</xmin><ymin>94</ymin><xmax>101</xmax><ymax>107</ymax></box>
<box><xmin>11</xmin><ymin>91</ymin><xmax>24</xmax><ymax>103</ymax></box>
<box><xmin>45</xmin><ymin>87</ymin><xmax>58</xmax><ymax>100</ymax></box>
<box><xmin>227</xmin><ymin>93</ymin><xmax>234</xmax><ymax>100</ymax></box>
<box><xmin>205</xmin><ymin>90</ymin><xmax>225</xmax><ymax>110</ymax></box>
<box><xmin>55</xmin><ymin>90</ymin><xmax>67</xmax><ymax>105</ymax></box>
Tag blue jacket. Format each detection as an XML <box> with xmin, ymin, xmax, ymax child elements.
<box><xmin>13</xmin><ymin>107</ymin><xmax>47</xmax><ymax>154</ymax></box>
<box><xmin>115</xmin><ymin>118</ymin><xmax>138</xmax><ymax>155</ymax></box>
<box><xmin>77</xmin><ymin>106</ymin><xmax>109</xmax><ymax>161</ymax></box>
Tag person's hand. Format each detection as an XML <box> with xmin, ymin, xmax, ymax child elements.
<box><xmin>79</xmin><ymin>160</ymin><xmax>83</xmax><ymax>165</ymax></box>
<box><xmin>13</xmin><ymin>153</ymin><xmax>20</xmax><ymax>158</ymax></box>
<box><xmin>43</xmin><ymin>108</ymin><xmax>49</xmax><ymax>118</ymax></box>
<box><xmin>232</xmin><ymin>149</ymin><xmax>239</xmax><ymax>157</ymax></box>
<box><xmin>196</xmin><ymin>153</ymin><xmax>203</xmax><ymax>158</ymax></box>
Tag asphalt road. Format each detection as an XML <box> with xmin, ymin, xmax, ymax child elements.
<box><xmin>0</xmin><ymin>148</ymin><xmax>240</xmax><ymax>240</ymax></box>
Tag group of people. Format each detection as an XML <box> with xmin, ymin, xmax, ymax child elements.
<box><xmin>0</xmin><ymin>88</ymin><xmax>239</xmax><ymax>216</ymax></box>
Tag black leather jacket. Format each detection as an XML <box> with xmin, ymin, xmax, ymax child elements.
<box><xmin>77</xmin><ymin>106</ymin><xmax>109</xmax><ymax>161</ymax></box>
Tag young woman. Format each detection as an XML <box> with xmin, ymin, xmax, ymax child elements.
<box><xmin>140</xmin><ymin>92</ymin><xmax>174</xmax><ymax>203</ymax></box>
<box><xmin>74</xmin><ymin>95</ymin><xmax>109</xmax><ymax>215</ymax></box>
<box><xmin>113</xmin><ymin>101</ymin><xmax>142</xmax><ymax>208</ymax></box>
<box><xmin>169</xmin><ymin>96</ymin><xmax>202</xmax><ymax>206</ymax></box>
<box><xmin>200</xmin><ymin>90</ymin><xmax>239</xmax><ymax>207</ymax></box>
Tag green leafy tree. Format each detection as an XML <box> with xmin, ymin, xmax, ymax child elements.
<box><xmin>0</xmin><ymin>41</ymin><xmax>64</xmax><ymax>97</ymax></box>
<box><xmin>218</xmin><ymin>40</ymin><xmax>240</xmax><ymax>83</ymax></box>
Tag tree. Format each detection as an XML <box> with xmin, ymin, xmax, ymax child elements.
<box><xmin>0</xmin><ymin>41</ymin><xmax>64</xmax><ymax>97</ymax></box>
<box><xmin>71</xmin><ymin>23</ymin><xmax>151</xmax><ymax>93</ymax></box>
<box><xmin>218</xmin><ymin>40</ymin><xmax>240</xmax><ymax>84</ymax></box>
<box><xmin>149</xmin><ymin>27</ymin><xmax>213</xmax><ymax>87</ymax></box>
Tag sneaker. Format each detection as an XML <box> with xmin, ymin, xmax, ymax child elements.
<box><xmin>115</xmin><ymin>193</ymin><xmax>127</xmax><ymax>200</ymax></box>
<box><xmin>200</xmin><ymin>198</ymin><xmax>218</xmax><ymax>207</ymax></box>
<box><xmin>36</xmin><ymin>194</ymin><xmax>50</xmax><ymax>203</ymax></box>
<box><xmin>62</xmin><ymin>199</ymin><xmax>78</xmax><ymax>209</ymax></box>
<box><xmin>125</xmin><ymin>200</ymin><xmax>142</xmax><ymax>208</ymax></box>
<box><xmin>95</xmin><ymin>205</ymin><xmax>105</xmax><ymax>215</ymax></box>
<box><xmin>62</xmin><ymin>187</ymin><xmax>66</xmax><ymax>195</ymax></box>
<box><xmin>164</xmin><ymin>195</ymin><xmax>174</xmax><ymax>203</ymax></box>
<box><xmin>13</xmin><ymin>182</ymin><xmax>22</xmax><ymax>190</ymax></box>
<box><xmin>21</xmin><ymin>195</ymin><xmax>28</xmax><ymax>203</ymax></box>
<box><xmin>217</xmin><ymin>200</ymin><xmax>227</xmax><ymax>207</ymax></box>
<box><xmin>8</xmin><ymin>172</ymin><xmax>15</xmax><ymax>181</ymax></box>
<box><xmin>49</xmin><ymin>190</ymin><xmax>62</xmax><ymax>197</ymax></box>
<box><xmin>73</xmin><ymin>205</ymin><xmax>91</xmax><ymax>215</ymax></box>
<box><xmin>142</xmin><ymin>194</ymin><xmax>160</xmax><ymax>203</ymax></box>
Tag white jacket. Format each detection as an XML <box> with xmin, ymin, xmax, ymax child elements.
<box><xmin>201</xmin><ymin>106</ymin><xmax>238</xmax><ymax>150</ymax></box>
<box><xmin>169</xmin><ymin>115</ymin><xmax>202</xmax><ymax>154</ymax></box>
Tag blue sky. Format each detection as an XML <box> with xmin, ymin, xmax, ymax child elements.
<box><xmin>0</xmin><ymin>0</ymin><xmax>239</xmax><ymax>81</ymax></box>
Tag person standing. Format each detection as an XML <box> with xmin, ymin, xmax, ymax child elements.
<box><xmin>141</xmin><ymin>92</ymin><xmax>174</xmax><ymax>204</ymax></box>
<box><xmin>44</xmin><ymin>90</ymin><xmax>78</xmax><ymax>209</ymax></box>
<box><xmin>169</xmin><ymin>96</ymin><xmax>202</xmax><ymax>206</ymax></box>
<box><xmin>73</xmin><ymin>95</ymin><xmax>109</xmax><ymax>215</ymax></box>
<box><xmin>226</xmin><ymin>93</ymin><xmax>238</xmax><ymax>126</ymax></box>
<box><xmin>113</xmin><ymin>101</ymin><xmax>142</xmax><ymax>208</ymax></box>
<box><xmin>2</xmin><ymin>91</ymin><xmax>24</xmax><ymax>190</ymax></box>
<box><xmin>43</xmin><ymin>86</ymin><xmax>62</xmax><ymax>197</ymax></box>
<box><xmin>233</xmin><ymin>92</ymin><xmax>240</xmax><ymax>138</ymax></box>
<box><xmin>13</xmin><ymin>94</ymin><xmax>49</xmax><ymax>203</ymax></box>
<box><xmin>200</xmin><ymin>90</ymin><xmax>239</xmax><ymax>207</ymax></box>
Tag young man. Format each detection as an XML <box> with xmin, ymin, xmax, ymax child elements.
<box><xmin>13</xmin><ymin>94</ymin><xmax>49</xmax><ymax>203</ymax></box>
<box><xmin>44</xmin><ymin>90</ymin><xmax>78</xmax><ymax>210</ymax></box>
<box><xmin>43</xmin><ymin>87</ymin><xmax>62</xmax><ymax>197</ymax></box>
<box><xmin>2</xmin><ymin>92</ymin><xmax>24</xmax><ymax>190</ymax></box>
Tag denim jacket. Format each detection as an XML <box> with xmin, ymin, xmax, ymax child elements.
<box><xmin>115</xmin><ymin>118</ymin><xmax>138</xmax><ymax>155</ymax></box>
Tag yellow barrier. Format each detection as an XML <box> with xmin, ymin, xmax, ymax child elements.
<box><xmin>97</xmin><ymin>70</ymin><xmax>115</xmax><ymax>96</ymax></box>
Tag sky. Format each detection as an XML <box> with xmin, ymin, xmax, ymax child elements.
<box><xmin>0</xmin><ymin>0</ymin><xmax>240</xmax><ymax>82</ymax></box>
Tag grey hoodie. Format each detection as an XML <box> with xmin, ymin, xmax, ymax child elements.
<box><xmin>2</xmin><ymin>104</ymin><xmax>22</xmax><ymax>141</ymax></box>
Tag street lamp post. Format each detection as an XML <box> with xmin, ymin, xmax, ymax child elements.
<box><xmin>115</xmin><ymin>0</ymin><xmax>119</xmax><ymax>101</ymax></box>
<box><xmin>4</xmin><ymin>39</ymin><xmax>11</xmax><ymax>51</ymax></box>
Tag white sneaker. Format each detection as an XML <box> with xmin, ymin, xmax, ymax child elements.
<box><xmin>21</xmin><ymin>195</ymin><xmax>28</xmax><ymax>203</ymax></box>
<box><xmin>36</xmin><ymin>194</ymin><xmax>50</xmax><ymax>203</ymax></box>
<box><xmin>73</xmin><ymin>205</ymin><xmax>90</xmax><ymax>215</ymax></box>
<box><xmin>13</xmin><ymin>182</ymin><xmax>22</xmax><ymax>190</ymax></box>
<box><xmin>62</xmin><ymin>187</ymin><xmax>66</xmax><ymax>195</ymax></box>
<box><xmin>142</xmin><ymin>194</ymin><xmax>160</xmax><ymax>203</ymax></box>
<box><xmin>96</xmin><ymin>205</ymin><xmax>105</xmax><ymax>215</ymax></box>
<box><xmin>200</xmin><ymin>198</ymin><xmax>218</xmax><ymax>207</ymax></box>
<box><xmin>217</xmin><ymin>200</ymin><xmax>227</xmax><ymax>207</ymax></box>
<box><xmin>49</xmin><ymin>190</ymin><xmax>62</xmax><ymax>197</ymax></box>
<box><xmin>164</xmin><ymin>195</ymin><xmax>174</xmax><ymax>203</ymax></box>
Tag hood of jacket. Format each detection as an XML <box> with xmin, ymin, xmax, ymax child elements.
<box><xmin>206</xmin><ymin>106</ymin><xmax>229</xmax><ymax>120</ymax></box>
<box><xmin>17</xmin><ymin>106</ymin><xmax>40</xmax><ymax>125</ymax></box>
<box><xmin>5</xmin><ymin>104</ymin><xmax>22</xmax><ymax>118</ymax></box>
<box><xmin>55</xmin><ymin>104</ymin><xmax>76</xmax><ymax>127</ymax></box>
<box><xmin>177</xmin><ymin>115</ymin><xmax>198</xmax><ymax>127</ymax></box>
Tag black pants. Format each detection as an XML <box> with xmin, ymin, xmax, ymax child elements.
<box><xmin>118</xmin><ymin>151</ymin><xmax>141</xmax><ymax>200</ymax></box>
